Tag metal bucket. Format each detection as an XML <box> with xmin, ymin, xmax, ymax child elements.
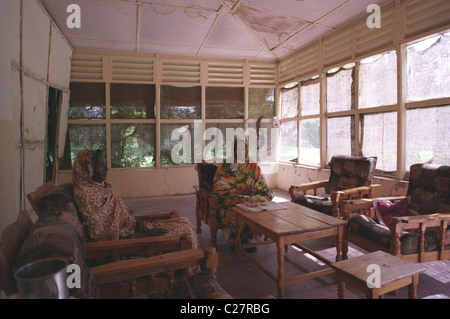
<box><xmin>14</xmin><ymin>258</ymin><xmax>69</xmax><ymax>299</ymax></box>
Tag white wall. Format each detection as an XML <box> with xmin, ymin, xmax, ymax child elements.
<box><xmin>0</xmin><ymin>0</ymin><xmax>72</xmax><ymax>236</ymax></box>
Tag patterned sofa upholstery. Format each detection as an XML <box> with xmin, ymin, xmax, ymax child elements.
<box><xmin>9</xmin><ymin>184</ymin><xmax>231</xmax><ymax>299</ymax></box>
<box><xmin>341</xmin><ymin>163</ymin><xmax>450</xmax><ymax>263</ymax></box>
<box><xmin>289</xmin><ymin>155</ymin><xmax>379</xmax><ymax>217</ymax></box>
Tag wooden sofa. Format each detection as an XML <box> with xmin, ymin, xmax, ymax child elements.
<box><xmin>339</xmin><ymin>163</ymin><xmax>450</xmax><ymax>263</ymax></box>
<box><xmin>0</xmin><ymin>183</ymin><xmax>231</xmax><ymax>299</ymax></box>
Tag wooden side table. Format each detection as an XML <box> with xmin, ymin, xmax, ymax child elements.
<box><xmin>330</xmin><ymin>251</ymin><xmax>426</xmax><ymax>299</ymax></box>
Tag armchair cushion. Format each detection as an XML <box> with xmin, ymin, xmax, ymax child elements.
<box><xmin>293</xmin><ymin>195</ymin><xmax>333</xmax><ymax>215</ymax></box>
<box><xmin>327</xmin><ymin>155</ymin><xmax>377</xmax><ymax>193</ymax></box>
<box><xmin>374</xmin><ymin>197</ymin><xmax>414</xmax><ymax>226</ymax></box>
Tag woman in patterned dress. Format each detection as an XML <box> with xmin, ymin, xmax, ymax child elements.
<box><xmin>213</xmin><ymin>139</ymin><xmax>273</xmax><ymax>248</ymax></box>
<box><xmin>72</xmin><ymin>149</ymin><xmax>199</xmax><ymax>248</ymax></box>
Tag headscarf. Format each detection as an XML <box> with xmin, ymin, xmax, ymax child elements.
<box><xmin>72</xmin><ymin>149</ymin><xmax>136</xmax><ymax>241</ymax></box>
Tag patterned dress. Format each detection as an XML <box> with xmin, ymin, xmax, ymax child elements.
<box><xmin>213</xmin><ymin>162</ymin><xmax>273</xmax><ymax>244</ymax></box>
<box><xmin>72</xmin><ymin>149</ymin><xmax>199</xmax><ymax>247</ymax></box>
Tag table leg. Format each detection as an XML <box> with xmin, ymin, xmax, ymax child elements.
<box><xmin>276</xmin><ymin>237</ymin><xmax>285</xmax><ymax>298</ymax></box>
<box><xmin>336</xmin><ymin>273</ymin><xmax>345</xmax><ymax>299</ymax></box>
<box><xmin>335</xmin><ymin>225</ymin><xmax>343</xmax><ymax>262</ymax></box>
<box><xmin>408</xmin><ymin>274</ymin><xmax>419</xmax><ymax>299</ymax></box>
<box><xmin>236</xmin><ymin>217</ymin><xmax>241</xmax><ymax>260</ymax></box>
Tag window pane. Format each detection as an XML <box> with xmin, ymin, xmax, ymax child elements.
<box><xmin>280</xmin><ymin>121</ymin><xmax>298</xmax><ymax>161</ymax></box>
<box><xmin>69</xmin><ymin>83</ymin><xmax>105</xmax><ymax>119</ymax></box>
<box><xmin>110</xmin><ymin>84</ymin><xmax>155</xmax><ymax>119</ymax></box>
<box><xmin>65</xmin><ymin>124</ymin><xmax>106</xmax><ymax>166</ymax></box>
<box><xmin>360</xmin><ymin>112</ymin><xmax>397</xmax><ymax>174</ymax></box>
<box><xmin>248</xmin><ymin>120</ymin><xmax>277</xmax><ymax>163</ymax></box>
<box><xmin>160</xmin><ymin>85</ymin><xmax>201</xmax><ymax>119</ymax></box>
<box><xmin>206</xmin><ymin>87</ymin><xmax>244</xmax><ymax>119</ymax></box>
<box><xmin>300</xmin><ymin>118</ymin><xmax>320</xmax><ymax>166</ymax></box>
<box><xmin>300</xmin><ymin>78</ymin><xmax>320</xmax><ymax>116</ymax></box>
<box><xmin>249</xmin><ymin>88</ymin><xmax>275</xmax><ymax>119</ymax></box>
<box><xmin>160</xmin><ymin>123</ymin><xmax>195</xmax><ymax>166</ymax></box>
<box><xmin>407</xmin><ymin>34</ymin><xmax>450</xmax><ymax>102</ymax></box>
<box><xmin>327</xmin><ymin>68</ymin><xmax>353</xmax><ymax>113</ymax></box>
<box><xmin>359</xmin><ymin>51</ymin><xmax>397</xmax><ymax>108</ymax></box>
<box><xmin>205</xmin><ymin>123</ymin><xmax>245</xmax><ymax>162</ymax></box>
<box><xmin>327</xmin><ymin>116</ymin><xmax>353</xmax><ymax>163</ymax></box>
<box><xmin>406</xmin><ymin>106</ymin><xmax>450</xmax><ymax>170</ymax></box>
<box><xmin>111</xmin><ymin>124</ymin><xmax>155</xmax><ymax>168</ymax></box>
<box><xmin>280</xmin><ymin>85</ymin><xmax>298</xmax><ymax>118</ymax></box>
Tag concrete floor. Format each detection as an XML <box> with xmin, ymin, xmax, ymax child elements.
<box><xmin>124</xmin><ymin>189</ymin><xmax>450</xmax><ymax>299</ymax></box>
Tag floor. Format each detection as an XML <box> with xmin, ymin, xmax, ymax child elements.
<box><xmin>124</xmin><ymin>189</ymin><xmax>450</xmax><ymax>299</ymax></box>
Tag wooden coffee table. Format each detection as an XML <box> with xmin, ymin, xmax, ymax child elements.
<box><xmin>330</xmin><ymin>250</ymin><xmax>426</xmax><ymax>299</ymax></box>
<box><xmin>232</xmin><ymin>201</ymin><xmax>348</xmax><ymax>298</ymax></box>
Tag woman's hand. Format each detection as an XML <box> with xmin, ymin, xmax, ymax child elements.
<box><xmin>235</xmin><ymin>185</ymin><xmax>257</xmax><ymax>196</ymax></box>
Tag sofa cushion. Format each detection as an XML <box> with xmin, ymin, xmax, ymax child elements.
<box><xmin>349</xmin><ymin>215</ymin><xmax>450</xmax><ymax>255</ymax></box>
<box><xmin>373</xmin><ymin>197</ymin><xmax>415</xmax><ymax>226</ymax></box>
<box><xmin>293</xmin><ymin>195</ymin><xmax>333</xmax><ymax>215</ymax></box>
<box><xmin>16</xmin><ymin>186</ymin><xmax>99</xmax><ymax>299</ymax></box>
<box><xmin>408</xmin><ymin>164</ymin><xmax>450</xmax><ymax>215</ymax></box>
<box><xmin>144</xmin><ymin>272</ymin><xmax>232</xmax><ymax>299</ymax></box>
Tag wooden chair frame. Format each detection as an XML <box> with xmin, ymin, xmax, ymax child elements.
<box><xmin>289</xmin><ymin>181</ymin><xmax>380</xmax><ymax>218</ymax></box>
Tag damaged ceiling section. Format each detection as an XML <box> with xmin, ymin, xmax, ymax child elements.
<box><xmin>40</xmin><ymin>0</ymin><xmax>390</xmax><ymax>60</ymax></box>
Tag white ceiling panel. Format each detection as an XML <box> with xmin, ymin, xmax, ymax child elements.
<box><xmin>40</xmin><ymin>0</ymin><xmax>393</xmax><ymax>60</ymax></box>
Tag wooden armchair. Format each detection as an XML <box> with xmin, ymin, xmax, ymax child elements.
<box><xmin>340</xmin><ymin>163</ymin><xmax>450</xmax><ymax>263</ymax></box>
<box><xmin>289</xmin><ymin>155</ymin><xmax>379</xmax><ymax>218</ymax></box>
<box><xmin>194</xmin><ymin>163</ymin><xmax>220</xmax><ymax>247</ymax></box>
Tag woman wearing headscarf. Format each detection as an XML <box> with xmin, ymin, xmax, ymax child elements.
<box><xmin>213</xmin><ymin>138</ymin><xmax>273</xmax><ymax>249</ymax></box>
<box><xmin>72</xmin><ymin>149</ymin><xmax>199</xmax><ymax>248</ymax></box>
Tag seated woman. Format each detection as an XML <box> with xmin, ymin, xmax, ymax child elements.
<box><xmin>72</xmin><ymin>149</ymin><xmax>199</xmax><ymax>248</ymax></box>
<box><xmin>213</xmin><ymin>138</ymin><xmax>273</xmax><ymax>250</ymax></box>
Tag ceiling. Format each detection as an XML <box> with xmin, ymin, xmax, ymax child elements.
<box><xmin>40</xmin><ymin>0</ymin><xmax>390</xmax><ymax>61</ymax></box>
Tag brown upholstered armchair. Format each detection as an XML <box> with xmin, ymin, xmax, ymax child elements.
<box><xmin>289</xmin><ymin>155</ymin><xmax>379</xmax><ymax>218</ymax></box>
<box><xmin>194</xmin><ymin>162</ymin><xmax>220</xmax><ymax>247</ymax></box>
<box><xmin>340</xmin><ymin>163</ymin><xmax>450</xmax><ymax>263</ymax></box>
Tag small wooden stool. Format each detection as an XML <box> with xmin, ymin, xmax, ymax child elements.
<box><xmin>330</xmin><ymin>251</ymin><xmax>426</xmax><ymax>299</ymax></box>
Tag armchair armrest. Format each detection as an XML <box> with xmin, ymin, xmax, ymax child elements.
<box><xmin>135</xmin><ymin>210</ymin><xmax>180</xmax><ymax>222</ymax></box>
<box><xmin>89</xmin><ymin>246</ymin><xmax>219</xmax><ymax>297</ymax></box>
<box><xmin>85</xmin><ymin>233</ymin><xmax>193</xmax><ymax>261</ymax></box>
<box><xmin>334</xmin><ymin>184</ymin><xmax>381</xmax><ymax>198</ymax></box>
<box><xmin>389</xmin><ymin>214</ymin><xmax>450</xmax><ymax>261</ymax></box>
<box><xmin>339</xmin><ymin>196</ymin><xmax>405</xmax><ymax>221</ymax></box>
<box><xmin>289</xmin><ymin>180</ymin><xmax>329</xmax><ymax>200</ymax></box>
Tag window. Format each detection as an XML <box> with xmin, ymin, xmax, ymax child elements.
<box><xmin>68</xmin><ymin>83</ymin><xmax>106</xmax><ymax>119</ymax></box>
<box><xmin>64</xmin><ymin>83</ymin><xmax>156</xmax><ymax>168</ymax></box>
<box><xmin>206</xmin><ymin>87</ymin><xmax>244</xmax><ymax>119</ymax></box>
<box><xmin>248</xmin><ymin>87</ymin><xmax>275</xmax><ymax>119</ymax></box>
<box><xmin>327</xmin><ymin>116</ymin><xmax>353</xmax><ymax>163</ymax></box>
<box><xmin>280</xmin><ymin>84</ymin><xmax>298</xmax><ymax>119</ymax></box>
<box><xmin>279</xmin><ymin>121</ymin><xmax>298</xmax><ymax>162</ymax></box>
<box><xmin>299</xmin><ymin>78</ymin><xmax>320</xmax><ymax>166</ymax></box>
<box><xmin>359</xmin><ymin>51</ymin><xmax>397</xmax><ymax>109</ymax></box>
<box><xmin>405</xmin><ymin>33</ymin><xmax>450</xmax><ymax>171</ymax></box>
<box><xmin>110</xmin><ymin>84</ymin><xmax>155</xmax><ymax>119</ymax></box>
<box><xmin>327</xmin><ymin>66</ymin><xmax>354</xmax><ymax>113</ymax></box>
<box><xmin>111</xmin><ymin>123</ymin><xmax>156</xmax><ymax>168</ymax></box>
<box><xmin>160</xmin><ymin>85</ymin><xmax>201</xmax><ymax>119</ymax></box>
<box><xmin>407</xmin><ymin>33</ymin><xmax>450</xmax><ymax>102</ymax></box>
<box><xmin>360</xmin><ymin>112</ymin><xmax>397</xmax><ymax>173</ymax></box>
